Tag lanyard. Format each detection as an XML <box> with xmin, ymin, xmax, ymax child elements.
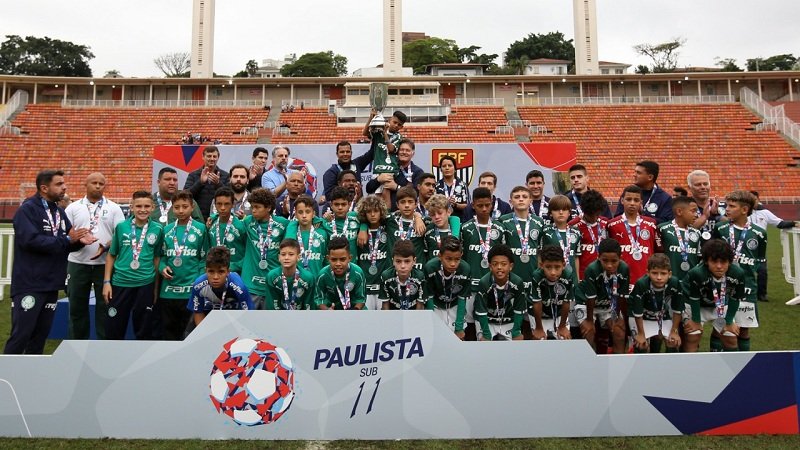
<box><xmin>439</xmin><ymin>264</ymin><xmax>456</xmax><ymax>304</ymax></box>
<box><xmin>281</xmin><ymin>271</ymin><xmax>300</xmax><ymax>310</ymax></box>
<box><xmin>582</xmin><ymin>219</ymin><xmax>601</xmax><ymax>253</ymax></box>
<box><xmin>570</xmin><ymin>191</ymin><xmax>583</xmax><ymax>216</ymax></box>
<box><xmin>442</xmin><ymin>180</ymin><xmax>456</xmax><ymax>201</ymax></box>
<box><xmin>255</xmin><ymin>218</ymin><xmax>274</xmax><ymax>261</ymax></box>
<box><xmin>297</xmin><ymin>228</ymin><xmax>318</xmax><ymax>269</ymax></box>
<box><xmin>331</xmin><ymin>215</ymin><xmax>352</xmax><ymax>237</ymax></box>
<box><xmin>549</xmin><ymin>281</ymin><xmax>561</xmax><ymax>333</ymax></box>
<box><xmin>555</xmin><ymin>229</ymin><xmax>571</xmax><ymax>267</ymax></box>
<box><xmin>212</xmin><ymin>282</ymin><xmax>229</xmax><ymax>310</ymax></box>
<box><xmin>643</xmin><ymin>185</ymin><xmax>659</xmax><ymax>212</ymax></box>
<box><xmin>623</xmin><ymin>217</ymin><xmax>643</xmax><ymax>253</ymax></box>
<box><xmin>530</xmin><ymin>197</ymin><xmax>547</xmax><ymax>218</ymax></box>
<box><xmin>215</xmin><ymin>214</ymin><xmax>234</xmax><ymax>246</ymax></box>
<box><xmin>41</xmin><ymin>199</ymin><xmax>61</xmax><ymax>236</ymax></box>
<box><xmin>512</xmin><ymin>214</ymin><xmax>530</xmax><ymax>253</ymax></box>
<box><xmin>712</xmin><ymin>277</ymin><xmax>727</xmax><ymax>318</ymax></box>
<box><xmin>604</xmin><ymin>273</ymin><xmax>619</xmax><ymax>320</ymax></box>
<box><xmin>477</xmin><ymin>221</ymin><xmax>493</xmax><ymax>262</ymax></box>
<box><xmin>396</xmin><ymin>276</ymin><xmax>412</xmax><ymax>310</ymax></box>
<box><xmin>171</xmin><ymin>220</ymin><xmax>194</xmax><ymax>259</ymax></box>
<box><xmin>368</xmin><ymin>228</ymin><xmax>383</xmax><ymax>269</ymax></box>
<box><xmin>728</xmin><ymin>224</ymin><xmax>749</xmax><ymax>259</ymax></box>
<box><xmin>492</xmin><ymin>280</ymin><xmax>506</xmax><ymax>317</ymax></box>
<box><xmin>649</xmin><ymin>284</ymin><xmax>667</xmax><ymax>334</ymax></box>
<box><xmin>336</xmin><ymin>272</ymin><xmax>351</xmax><ymax>310</ymax></box>
<box><xmin>397</xmin><ymin>216</ymin><xmax>414</xmax><ymax>240</ymax></box>
<box><xmin>235</xmin><ymin>191</ymin><xmax>249</xmax><ymax>214</ymax></box>
<box><xmin>156</xmin><ymin>194</ymin><xmax>171</xmax><ymax>220</ymax></box>
<box><xmin>416</xmin><ymin>199</ymin><xmax>428</xmax><ymax>216</ymax></box>
<box><xmin>403</xmin><ymin>165</ymin><xmax>413</xmax><ymax>183</ymax></box>
<box><xmin>130</xmin><ymin>221</ymin><xmax>149</xmax><ymax>263</ymax></box>
<box><xmin>84</xmin><ymin>197</ymin><xmax>104</xmax><ymax>231</ymax></box>
<box><xmin>673</xmin><ymin>221</ymin><xmax>690</xmax><ymax>264</ymax></box>
<box><xmin>492</xmin><ymin>197</ymin><xmax>502</xmax><ymax>220</ymax></box>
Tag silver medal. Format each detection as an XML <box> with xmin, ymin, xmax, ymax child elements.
<box><xmin>520</xmin><ymin>254</ymin><xmax>530</xmax><ymax>263</ymax></box>
<box><xmin>173</xmin><ymin>257</ymin><xmax>183</xmax><ymax>267</ymax></box>
<box><xmin>632</xmin><ymin>252</ymin><xmax>643</xmax><ymax>261</ymax></box>
<box><xmin>680</xmin><ymin>261</ymin><xmax>691</xmax><ymax>271</ymax></box>
<box><xmin>701</xmin><ymin>231</ymin><xmax>711</xmax><ymax>240</ymax></box>
<box><xmin>369</xmin><ymin>265</ymin><xmax>378</xmax><ymax>275</ymax></box>
<box><xmin>159</xmin><ymin>215</ymin><xmax>167</xmax><ymax>223</ymax></box>
<box><xmin>258</xmin><ymin>260</ymin><xmax>268</xmax><ymax>270</ymax></box>
<box><xmin>226</xmin><ymin>234</ymin><xmax>234</xmax><ymax>242</ymax></box>
<box><xmin>130</xmin><ymin>260</ymin><xmax>140</xmax><ymax>270</ymax></box>
<box><xmin>480</xmin><ymin>259</ymin><xmax>489</xmax><ymax>269</ymax></box>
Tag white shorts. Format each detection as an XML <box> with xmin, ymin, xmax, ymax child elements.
<box><xmin>528</xmin><ymin>313</ymin><xmax>569</xmax><ymax>332</ymax></box>
<box><xmin>476</xmin><ymin>321</ymin><xmax>513</xmax><ymax>341</ymax></box>
<box><xmin>365</xmin><ymin>294</ymin><xmax>380</xmax><ymax>311</ymax></box>
<box><xmin>433</xmin><ymin>305</ymin><xmax>463</xmax><ymax>332</ymax></box>
<box><xmin>573</xmin><ymin>304</ymin><xmax>616</xmax><ymax>328</ymax></box>
<box><xmin>465</xmin><ymin>293</ymin><xmax>475</xmax><ymax>324</ymax></box>
<box><xmin>629</xmin><ymin>317</ymin><xmax>675</xmax><ymax>339</ymax></box>
<box><xmin>734</xmin><ymin>301</ymin><xmax>759</xmax><ymax>328</ymax></box>
<box><xmin>681</xmin><ymin>305</ymin><xmax>730</xmax><ymax>334</ymax></box>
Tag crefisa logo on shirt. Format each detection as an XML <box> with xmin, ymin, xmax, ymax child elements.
<box><xmin>431</xmin><ymin>148</ymin><xmax>474</xmax><ymax>186</ymax></box>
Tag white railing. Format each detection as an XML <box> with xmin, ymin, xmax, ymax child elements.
<box><xmin>239</xmin><ymin>126</ymin><xmax>258</xmax><ymax>135</ymax></box>
<box><xmin>261</xmin><ymin>121</ymin><xmax>278</xmax><ymax>129</ymax></box>
<box><xmin>280</xmin><ymin>99</ymin><xmax>329</xmax><ymax>108</ymax></box>
<box><xmin>780</xmin><ymin>228</ymin><xmax>800</xmax><ymax>305</ymax></box>
<box><xmin>0</xmin><ymin>228</ymin><xmax>13</xmax><ymax>300</ymax></box>
<box><xmin>272</xmin><ymin>126</ymin><xmax>292</xmax><ymax>136</ymax></box>
<box><xmin>740</xmin><ymin>87</ymin><xmax>800</xmax><ymax>147</ymax></box>
<box><xmin>442</xmin><ymin>98</ymin><xmax>504</xmax><ymax>106</ymax></box>
<box><xmin>335</xmin><ymin>106</ymin><xmax>451</xmax><ymax>120</ymax></box>
<box><xmin>62</xmin><ymin>99</ymin><xmax>266</xmax><ymax>108</ymax></box>
<box><xmin>529</xmin><ymin>125</ymin><xmax>548</xmax><ymax>134</ymax></box>
<box><xmin>0</xmin><ymin>125</ymin><xmax>21</xmax><ymax>136</ymax></box>
<box><xmin>529</xmin><ymin>95</ymin><xmax>736</xmax><ymax>106</ymax></box>
<box><xmin>507</xmin><ymin>119</ymin><xmax>531</xmax><ymax>127</ymax></box>
<box><xmin>494</xmin><ymin>125</ymin><xmax>514</xmax><ymax>135</ymax></box>
<box><xmin>0</xmin><ymin>90</ymin><xmax>29</xmax><ymax>125</ymax></box>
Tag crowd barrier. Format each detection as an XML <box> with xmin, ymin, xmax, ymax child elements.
<box><xmin>781</xmin><ymin>228</ymin><xmax>800</xmax><ymax>305</ymax></box>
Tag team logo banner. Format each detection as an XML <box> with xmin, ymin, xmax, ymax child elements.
<box><xmin>431</xmin><ymin>148</ymin><xmax>474</xmax><ymax>186</ymax></box>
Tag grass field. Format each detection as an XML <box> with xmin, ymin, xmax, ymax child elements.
<box><xmin>0</xmin><ymin>225</ymin><xmax>798</xmax><ymax>447</ymax></box>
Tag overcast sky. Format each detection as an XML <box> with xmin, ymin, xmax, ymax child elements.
<box><xmin>1</xmin><ymin>0</ymin><xmax>798</xmax><ymax>77</ymax></box>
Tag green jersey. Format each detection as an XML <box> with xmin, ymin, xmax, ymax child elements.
<box><xmin>241</xmin><ymin>215</ymin><xmax>289</xmax><ymax>296</ymax></box>
<box><xmin>285</xmin><ymin>220</ymin><xmax>330</xmax><ymax>278</ymax></box>
<box><xmin>386</xmin><ymin>212</ymin><xmax>426</xmax><ymax>266</ymax></box>
<box><xmin>540</xmin><ymin>226</ymin><xmax>582</xmax><ymax>271</ymax></box>
<box><xmin>326</xmin><ymin>212</ymin><xmax>360</xmax><ymax>256</ymax></box>
<box><xmin>473</xmin><ymin>272</ymin><xmax>526</xmax><ymax>339</ymax></box>
<box><xmin>109</xmin><ymin>218</ymin><xmax>164</xmax><ymax>288</ymax></box>
<box><xmin>424</xmin><ymin>219</ymin><xmax>461</xmax><ymax>260</ymax></box>
<box><xmin>378</xmin><ymin>267</ymin><xmax>426</xmax><ymax>310</ymax></box>
<box><xmin>150</xmin><ymin>194</ymin><xmax>204</xmax><ymax>224</ymax></box>
<box><xmin>423</xmin><ymin>258</ymin><xmax>472</xmax><ymax>326</ymax></box>
<box><xmin>657</xmin><ymin>221</ymin><xmax>703</xmax><ymax>280</ymax></box>
<box><xmin>314</xmin><ymin>263</ymin><xmax>367</xmax><ymax>310</ymax></box>
<box><xmin>683</xmin><ymin>263</ymin><xmax>746</xmax><ymax>325</ymax></box>
<box><xmin>158</xmin><ymin>219</ymin><xmax>207</xmax><ymax>299</ymax></box>
<box><xmin>370</xmin><ymin>129</ymin><xmax>402</xmax><ymax>175</ymax></box>
<box><xmin>460</xmin><ymin>218</ymin><xmax>506</xmax><ymax>285</ymax></box>
<box><xmin>713</xmin><ymin>222</ymin><xmax>766</xmax><ymax>302</ymax></box>
<box><xmin>264</xmin><ymin>266</ymin><xmax>316</xmax><ymax>310</ymax></box>
<box><xmin>531</xmin><ymin>266</ymin><xmax>576</xmax><ymax>317</ymax></box>
<box><xmin>628</xmin><ymin>275</ymin><xmax>684</xmax><ymax>320</ymax></box>
<box><xmin>577</xmin><ymin>259</ymin><xmax>631</xmax><ymax>309</ymax></box>
<box><xmin>498</xmin><ymin>212</ymin><xmax>544</xmax><ymax>283</ymax></box>
<box><xmin>356</xmin><ymin>225</ymin><xmax>392</xmax><ymax>293</ymax></box>
<box><xmin>207</xmin><ymin>215</ymin><xmax>247</xmax><ymax>273</ymax></box>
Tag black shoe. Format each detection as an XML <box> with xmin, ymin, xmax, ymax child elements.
<box><xmin>758</xmin><ymin>295</ymin><xmax>769</xmax><ymax>302</ymax></box>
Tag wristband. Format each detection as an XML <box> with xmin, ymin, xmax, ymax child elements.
<box><xmin>103</xmin><ymin>280</ymin><xmax>111</xmax><ymax>285</ymax></box>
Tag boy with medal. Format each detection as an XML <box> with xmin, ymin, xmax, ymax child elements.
<box><xmin>380</xmin><ymin>240</ymin><xmax>426</xmax><ymax>310</ymax></box>
<box><xmin>530</xmin><ymin>245</ymin><xmax>576</xmax><ymax>341</ymax></box>
<box><xmin>265</xmin><ymin>239</ymin><xmax>316</xmax><ymax>310</ymax></box>
<box><xmin>473</xmin><ymin>244</ymin><xmax>526</xmax><ymax>341</ymax></box>
<box><xmin>207</xmin><ymin>187</ymin><xmax>246</xmax><ymax>273</ymax></box>
<box><xmin>541</xmin><ymin>195</ymin><xmax>582</xmax><ymax>275</ymax></box>
<box><xmin>364</xmin><ymin>108</ymin><xmax>407</xmax><ymax>207</ymax></box>
<box><xmin>461</xmin><ymin>187</ymin><xmax>505</xmax><ymax>340</ymax></box>
<box><xmin>575</xmin><ymin>238</ymin><xmax>631</xmax><ymax>354</ymax></box>
<box><xmin>324</xmin><ymin>186</ymin><xmax>360</xmax><ymax>256</ymax></box>
<box><xmin>316</xmin><ymin>236</ymin><xmax>367</xmax><ymax>310</ymax></box>
<box><xmin>713</xmin><ymin>190</ymin><xmax>766</xmax><ymax>351</ymax></box>
<box><xmin>187</xmin><ymin>246</ymin><xmax>253</xmax><ymax>328</ymax></box>
<box><xmin>158</xmin><ymin>190</ymin><xmax>207</xmax><ymax>341</ymax></box>
<box><xmin>386</xmin><ymin>186</ymin><xmax>427</xmax><ymax>265</ymax></box>
<box><xmin>424</xmin><ymin>236</ymin><xmax>472</xmax><ymax>339</ymax></box>
<box><xmin>568</xmin><ymin>189</ymin><xmax>609</xmax><ymax>280</ymax></box>
<box><xmin>284</xmin><ymin>195</ymin><xmax>329</xmax><ymax>278</ymax></box>
<box><xmin>682</xmin><ymin>239</ymin><xmax>745</xmax><ymax>352</ymax></box>
<box><xmin>424</xmin><ymin>194</ymin><xmax>462</xmax><ymax>259</ymax></box>
<box><xmin>355</xmin><ymin>195</ymin><xmax>391</xmax><ymax>310</ymax></box>
<box><xmin>629</xmin><ymin>253</ymin><xmax>683</xmax><ymax>353</ymax></box>
<box><xmin>103</xmin><ymin>191</ymin><xmax>164</xmax><ymax>340</ymax></box>
<box><xmin>241</xmin><ymin>188</ymin><xmax>288</xmax><ymax>309</ymax></box>
<box><xmin>606</xmin><ymin>185</ymin><xmax>661</xmax><ymax>291</ymax></box>
<box><xmin>657</xmin><ymin>196</ymin><xmax>703</xmax><ymax>280</ymax></box>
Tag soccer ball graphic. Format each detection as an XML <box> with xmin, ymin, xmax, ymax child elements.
<box><xmin>209</xmin><ymin>337</ymin><xmax>296</xmax><ymax>426</ymax></box>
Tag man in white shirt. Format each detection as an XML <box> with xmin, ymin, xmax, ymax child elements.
<box><xmin>748</xmin><ymin>190</ymin><xmax>798</xmax><ymax>301</ymax></box>
<box><xmin>64</xmin><ymin>173</ymin><xmax>125</xmax><ymax>339</ymax></box>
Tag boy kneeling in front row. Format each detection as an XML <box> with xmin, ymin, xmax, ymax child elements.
<box><xmin>629</xmin><ymin>253</ymin><xmax>683</xmax><ymax>353</ymax></box>
<box><xmin>473</xmin><ymin>244</ymin><xmax>526</xmax><ymax>341</ymax></box>
<box><xmin>187</xmin><ymin>246</ymin><xmax>253</xmax><ymax>331</ymax></box>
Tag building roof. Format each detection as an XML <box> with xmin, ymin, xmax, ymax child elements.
<box><xmin>425</xmin><ymin>63</ymin><xmax>491</xmax><ymax>68</ymax></box>
<box><xmin>599</xmin><ymin>61</ymin><xmax>632</xmax><ymax>67</ymax></box>
<box><xmin>529</xmin><ymin>58</ymin><xmax>571</xmax><ymax>64</ymax></box>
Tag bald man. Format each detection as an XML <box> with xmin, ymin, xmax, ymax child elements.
<box><xmin>64</xmin><ymin>173</ymin><xmax>126</xmax><ymax>339</ymax></box>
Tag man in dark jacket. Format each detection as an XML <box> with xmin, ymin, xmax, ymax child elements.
<box><xmin>184</xmin><ymin>146</ymin><xmax>229</xmax><ymax>219</ymax></box>
<box><xmin>615</xmin><ymin>160</ymin><xmax>673</xmax><ymax>224</ymax></box>
<box><xmin>5</xmin><ymin>170</ymin><xmax>95</xmax><ymax>354</ymax></box>
<box><xmin>321</xmin><ymin>141</ymin><xmax>375</xmax><ymax>202</ymax></box>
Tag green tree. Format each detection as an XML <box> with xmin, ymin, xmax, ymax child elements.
<box><xmin>633</xmin><ymin>38</ymin><xmax>685</xmax><ymax>73</ymax></box>
<box><xmin>504</xmin><ymin>32</ymin><xmax>575</xmax><ymax>70</ymax></box>
<box><xmin>280</xmin><ymin>51</ymin><xmax>348</xmax><ymax>77</ymax></box>
<box><xmin>403</xmin><ymin>37</ymin><xmax>459</xmax><ymax>74</ymax></box>
<box><xmin>746</xmin><ymin>54</ymin><xmax>797</xmax><ymax>71</ymax></box>
<box><xmin>715</xmin><ymin>57</ymin><xmax>743</xmax><ymax>72</ymax></box>
<box><xmin>233</xmin><ymin>59</ymin><xmax>260</xmax><ymax>78</ymax></box>
<box><xmin>0</xmin><ymin>35</ymin><xmax>94</xmax><ymax>77</ymax></box>
<box><xmin>635</xmin><ymin>65</ymin><xmax>650</xmax><ymax>75</ymax></box>
<box><xmin>154</xmin><ymin>51</ymin><xmax>190</xmax><ymax>77</ymax></box>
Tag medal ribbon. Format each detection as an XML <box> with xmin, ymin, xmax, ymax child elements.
<box><xmin>212</xmin><ymin>282</ymin><xmax>229</xmax><ymax>310</ymax></box>
<box><xmin>157</xmin><ymin>194</ymin><xmax>171</xmax><ymax>221</ymax></box>
<box><xmin>582</xmin><ymin>219</ymin><xmax>601</xmax><ymax>254</ymax></box>
<box><xmin>215</xmin><ymin>214</ymin><xmax>234</xmax><ymax>246</ymax></box>
<box><xmin>512</xmin><ymin>214</ymin><xmax>531</xmax><ymax>255</ymax></box>
<box><xmin>130</xmin><ymin>221</ymin><xmax>149</xmax><ymax>263</ymax></box>
<box><xmin>281</xmin><ymin>271</ymin><xmax>300</xmax><ymax>310</ymax></box>
<box><xmin>549</xmin><ymin>281</ymin><xmax>561</xmax><ymax>334</ymax></box>
<box><xmin>477</xmin><ymin>221</ymin><xmax>493</xmax><ymax>264</ymax></box>
<box><xmin>570</xmin><ymin>191</ymin><xmax>583</xmax><ymax>216</ymax></box>
<box><xmin>492</xmin><ymin>280</ymin><xmax>506</xmax><ymax>318</ymax></box>
<box><xmin>397</xmin><ymin>217</ymin><xmax>414</xmax><ymax>240</ymax></box>
<box><xmin>42</xmin><ymin>199</ymin><xmax>62</xmax><ymax>236</ymax></box>
<box><xmin>368</xmin><ymin>228</ymin><xmax>382</xmax><ymax>270</ymax></box>
<box><xmin>605</xmin><ymin>273</ymin><xmax>619</xmax><ymax>320</ymax></box>
<box><xmin>643</xmin><ymin>184</ymin><xmax>658</xmax><ymax>213</ymax></box>
<box><xmin>397</xmin><ymin>276</ymin><xmax>412</xmax><ymax>310</ymax></box>
<box><xmin>649</xmin><ymin>284</ymin><xmax>667</xmax><ymax>335</ymax></box>
<box><xmin>335</xmin><ymin>272</ymin><xmax>351</xmax><ymax>309</ymax></box>
<box><xmin>85</xmin><ymin>198</ymin><xmax>104</xmax><ymax>231</ymax></box>
<box><xmin>556</xmin><ymin>229</ymin><xmax>571</xmax><ymax>267</ymax></box>
<box><xmin>439</xmin><ymin>264</ymin><xmax>456</xmax><ymax>305</ymax></box>
<box><xmin>235</xmin><ymin>191</ymin><xmax>249</xmax><ymax>214</ymax></box>
<box><xmin>255</xmin><ymin>218</ymin><xmax>273</xmax><ymax>262</ymax></box>
<box><xmin>297</xmin><ymin>228</ymin><xmax>317</xmax><ymax>269</ymax></box>
<box><xmin>728</xmin><ymin>224</ymin><xmax>749</xmax><ymax>260</ymax></box>
<box><xmin>712</xmin><ymin>277</ymin><xmax>727</xmax><ymax>318</ymax></box>
<box><xmin>673</xmin><ymin>221</ymin><xmax>690</xmax><ymax>266</ymax></box>
<box><xmin>623</xmin><ymin>217</ymin><xmax>643</xmax><ymax>255</ymax></box>
<box><xmin>171</xmin><ymin>220</ymin><xmax>194</xmax><ymax>260</ymax></box>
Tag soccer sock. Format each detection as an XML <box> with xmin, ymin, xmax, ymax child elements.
<box><xmin>738</xmin><ymin>337</ymin><xmax>751</xmax><ymax>351</ymax></box>
<box><xmin>710</xmin><ymin>335</ymin><xmax>723</xmax><ymax>352</ymax></box>
<box><xmin>649</xmin><ymin>338</ymin><xmax>662</xmax><ymax>354</ymax></box>
<box><xmin>665</xmin><ymin>346</ymin><xmax>678</xmax><ymax>353</ymax></box>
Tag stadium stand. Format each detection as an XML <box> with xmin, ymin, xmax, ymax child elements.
<box><xmin>0</xmin><ymin>104</ymin><xmax>268</xmax><ymax>201</ymax></box>
<box><xmin>518</xmin><ymin>103</ymin><xmax>800</xmax><ymax>198</ymax></box>
<box><xmin>770</xmin><ymin>101</ymin><xmax>800</xmax><ymax>123</ymax></box>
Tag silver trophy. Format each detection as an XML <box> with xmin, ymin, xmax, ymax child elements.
<box><xmin>368</xmin><ymin>83</ymin><xmax>389</xmax><ymax>129</ymax></box>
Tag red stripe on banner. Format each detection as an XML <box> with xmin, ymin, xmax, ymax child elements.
<box><xmin>698</xmin><ymin>404</ymin><xmax>799</xmax><ymax>436</ymax></box>
<box><xmin>517</xmin><ymin>142</ymin><xmax>577</xmax><ymax>171</ymax></box>
<box><xmin>153</xmin><ymin>145</ymin><xmax>205</xmax><ymax>173</ymax></box>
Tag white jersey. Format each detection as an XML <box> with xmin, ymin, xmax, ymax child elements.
<box><xmin>65</xmin><ymin>196</ymin><xmax>125</xmax><ymax>265</ymax></box>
